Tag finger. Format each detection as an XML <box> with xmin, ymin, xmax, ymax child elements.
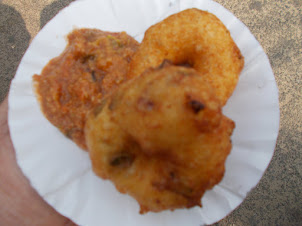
<box><xmin>0</xmin><ymin>95</ymin><xmax>77</xmax><ymax>225</ymax></box>
<box><xmin>0</xmin><ymin>96</ymin><xmax>9</xmax><ymax>139</ymax></box>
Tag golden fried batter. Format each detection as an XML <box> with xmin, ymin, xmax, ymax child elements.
<box><xmin>128</xmin><ymin>8</ymin><xmax>244</xmax><ymax>105</ymax></box>
<box><xmin>85</xmin><ymin>64</ymin><xmax>234</xmax><ymax>213</ymax></box>
<box><xmin>33</xmin><ymin>29</ymin><xmax>139</xmax><ymax>150</ymax></box>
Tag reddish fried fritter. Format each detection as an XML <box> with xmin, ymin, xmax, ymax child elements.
<box><xmin>128</xmin><ymin>8</ymin><xmax>244</xmax><ymax>105</ymax></box>
<box><xmin>33</xmin><ymin>29</ymin><xmax>139</xmax><ymax>150</ymax></box>
<box><xmin>85</xmin><ymin>64</ymin><xmax>234</xmax><ymax>213</ymax></box>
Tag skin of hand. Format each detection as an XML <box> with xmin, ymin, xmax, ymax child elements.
<box><xmin>0</xmin><ymin>96</ymin><xmax>76</xmax><ymax>226</ymax></box>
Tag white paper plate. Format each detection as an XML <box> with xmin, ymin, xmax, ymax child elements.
<box><xmin>8</xmin><ymin>0</ymin><xmax>279</xmax><ymax>225</ymax></box>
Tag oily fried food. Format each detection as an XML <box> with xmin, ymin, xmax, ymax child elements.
<box><xmin>85</xmin><ymin>64</ymin><xmax>235</xmax><ymax>213</ymax></box>
<box><xmin>33</xmin><ymin>29</ymin><xmax>139</xmax><ymax>150</ymax></box>
<box><xmin>128</xmin><ymin>8</ymin><xmax>244</xmax><ymax>105</ymax></box>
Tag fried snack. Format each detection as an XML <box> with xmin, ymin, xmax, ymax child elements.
<box><xmin>33</xmin><ymin>29</ymin><xmax>139</xmax><ymax>150</ymax></box>
<box><xmin>128</xmin><ymin>8</ymin><xmax>244</xmax><ymax>105</ymax></box>
<box><xmin>85</xmin><ymin>64</ymin><xmax>235</xmax><ymax>213</ymax></box>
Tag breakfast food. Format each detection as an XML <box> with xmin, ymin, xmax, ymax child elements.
<box><xmin>128</xmin><ymin>8</ymin><xmax>244</xmax><ymax>105</ymax></box>
<box><xmin>33</xmin><ymin>8</ymin><xmax>244</xmax><ymax>214</ymax></box>
<box><xmin>33</xmin><ymin>29</ymin><xmax>139</xmax><ymax>150</ymax></box>
<box><xmin>85</xmin><ymin>64</ymin><xmax>235</xmax><ymax>213</ymax></box>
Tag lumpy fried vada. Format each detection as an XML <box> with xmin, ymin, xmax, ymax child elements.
<box><xmin>33</xmin><ymin>29</ymin><xmax>139</xmax><ymax>150</ymax></box>
<box><xmin>85</xmin><ymin>64</ymin><xmax>235</xmax><ymax>213</ymax></box>
<box><xmin>128</xmin><ymin>8</ymin><xmax>244</xmax><ymax>105</ymax></box>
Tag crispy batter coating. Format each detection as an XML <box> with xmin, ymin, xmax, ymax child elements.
<box><xmin>33</xmin><ymin>29</ymin><xmax>139</xmax><ymax>150</ymax></box>
<box><xmin>85</xmin><ymin>65</ymin><xmax>235</xmax><ymax>213</ymax></box>
<box><xmin>128</xmin><ymin>8</ymin><xmax>244</xmax><ymax>105</ymax></box>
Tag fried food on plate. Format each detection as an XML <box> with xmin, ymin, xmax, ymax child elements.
<box><xmin>33</xmin><ymin>29</ymin><xmax>139</xmax><ymax>150</ymax></box>
<box><xmin>128</xmin><ymin>8</ymin><xmax>244</xmax><ymax>105</ymax></box>
<box><xmin>85</xmin><ymin>64</ymin><xmax>235</xmax><ymax>213</ymax></box>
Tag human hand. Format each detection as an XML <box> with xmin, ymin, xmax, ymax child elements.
<box><xmin>0</xmin><ymin>96</ymin><xmax>76</xmax><ymax>226</ymax></box>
